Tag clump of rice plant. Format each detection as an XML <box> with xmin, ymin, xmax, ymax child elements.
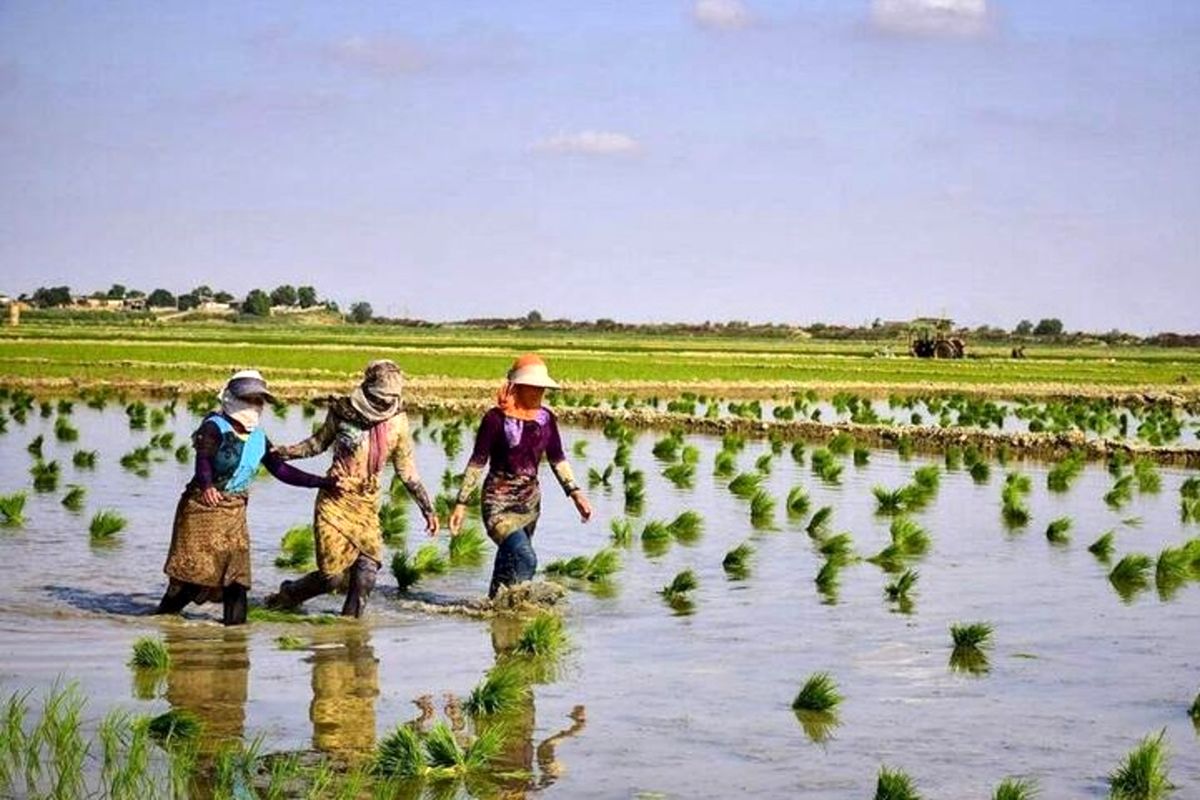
<box><xmin>448</xmin><ymin>524</ymin><xmax>486</xmax><ymax>565</ymax></box>
<box><xmin>119</xmin><ymin>447</ymin><xmax>153</xmax><ymax>478</ymax></box>
<box><xmin>246</xmin><ymin>608</ymin><xmax>338</xmax><ymax>625</ymax></box>
<box><xmin>571</xmin><ymin>439</ymin><xmax>588</xmax><ymax>458</ymax></box>
<box><xmin>465</xmin><ymin>661</ymin><xmax>530</xmax><ymax>715</ymax></box>
<box><xmin>786</xmin><ymin>486</ymin><xmax>811</xmax><ymax>518</ymax></box>
<box><xmin>749</xmin><ymin>490</ymin><xmax>776</xmax><ymax>528</ymax></box>
<box><xmin>810</xmin><ymin>448</ymin><xmax>834</xmax><ymax>474</ymax></box>
<box><xmin>1045</xmin><ymin>516</ymin><xmax>1072</xmax><ymax>544</ymax></box>
<box><xmin>587</xmin><ymin>463</ymin><xmax>614</xmax><ymax>488</ymax></box>
<box><xmin>374</xmin><ymin>725</ymin><xmax>425</xmax><ymax>778</ymax></box>
<box><xmin>274</xmin><ymin>524</ymin><xmax>315</xmax><ymax>570</ymax></box>
<box><xmin>27</xmin><ymin>434</ymin><xmax>44</xmax><ymax>458</ymax></box>
<box><xmin>819</xmin><ymin>532</ymin><xmax>854</xmax><ymax>562</ymax></box>
<box><xmin>722</xmin><ymin>542</ymin><xmax>754</xmax><ymax>577</ymax></box>
<box><xmin>129</xmin><ymin>637</ymin><xmax>170</xmax><ymax>670</ymax></box>
<box><xmin>728</xmin><ymin>471</ymin><xmax>762</xmax><ymax>499</ymax></box>
<box><xmin>89</xmin><ymin>509</ymin><xmax>127</xmax><ymax>542</ymax></box>
<box><xmin>422</xmin><ymin>721</ymin><xmax>505</xmax><ymax>775</ymax></box>
<box><xmin>390</xmin><ymin>544</ymin><xmax>447</xmax><ymax>592</ymax></box>
<box><xmin>806</xmin><ymin>506</ymin><xmax>833</xmax><ymax>537</ymax></box>
<box><xmin>791</xmin><ymin>672</ymin><xmax>841</xmax><ymax>712</ymax></box>
<box><xmin>944</xmin><ymin>446</ymin><xmax>963</xmax><ymax>471</ymax></box>
<box><xmin>641</xmin><ymin>520</ymin><xmax>671</xmax><ymax>543</ymax></box>
<box><xmin>1109</xmin><ymin>553</ymin><xmax>1153</xmax><ymax>601</ymax></box>
<box><xmin>875</xmin><ymin>765</ymin><xmax>921</xmax><ymax>800</ymax></box>
<box><xmin>652</xmin><ymin>432</ymin><xmax>683</xmax><ymax>461</ymax></box>
<box><xmin>610</xmin><ymin>517</ymin><xmax>633</xmax><ymax>546</ymax></box>
<box><xmin>1181</xmin><ymin>477</ymin><xmax>1200</xmax><ymax>501</ymax></box>
<box><xmin>663</xmin><ymin>462</ymin><xmax>696</xmax><ymax>488</ymax></box>
<box><xmin>378</xmin><ymin>501</ymin><xmax>408</xmax><ymax>544</ymax></box>
<box><xmin>275</xmin><ymin>635</ymin><xmax>306</xmax><ymax>651</ymax></box>
<box><xmin>884</xmin><ymin>569</ymin><xmax>918</xmax><ymax>602</ymax></box>
<box><xmin>668</xmin><ymin>510</ymin><xmax>704</xmax><ymax>543</ymax></box>
<box><xmin>623</xmin><ymin>469</ymin><xmax>646</xmax><ymax>512</ymax></box>
<box><xmin>970</xmin><ymin>461</ymin><xmax>991</xmax><ymax>483</ymax></box>
<box><xmin>54</xmin><ymin>416</ymin><xmax>78</xmax><ymax>443</ymax></box>
<box><xmin>1047</xmin><ymin>452</ymin><xmax>1085</xmax><ymax>492</ymax></box>
<box><xmin>1001</xmin><ymin>483</ymin><xmax>1030</xmax><ymax>528</ymax></box>
<box><xmin>31</xmin><ymin>459</ymin><xmax>60</xmax><ymax>492</ymax></box>
<box><xmin>889</xmin><ymin>517</ymin><xmax>929</xmax><ymax>556</ymax></box>
<box><xmin>514</xmin><ymin>611</ymin><xmax>569</xmax><ymax>658</ymax></box>
<box><xmin>61</xmin><ymin>484</ymin><xmax>86</xmax><ymax>511</ymax></box>
<box><xmin>873</xmin><ymin>485</ymin><xmax>910</xmax><ymax>515</ymax></box>
<box><xmin>0</xmin><ymin>491</ymin><xmax>27</xmax><ymax>526</ymax></box>
<box><xmin>713</xmin><ymin>449</ymin><xmax>737</xmax><ymax>477</ymax></box>
<box><xmin>1089</xmin><ymin>531</ymin><xmax>1116</xmax><ymax>560</ymax></box>
<box><xmin>828</xmin><ymin>432</ymin><xmax>854</xmax><ymax>456</ymax></box>
<box><xmin>1106</xmin><ymin>475</ymin><xmax>1135</xmax><ymax>508</ymax></box>
<box><xmin>145</xmin><ymin>708</ymin><xmax>202</xmax><ymax>743</ymax></box>
<box><xmin>545</xmin><ymin>548</ymin><xmax>620</xmax><ymax>582</ymax></box>
<box><xmin>951</xmin><ymin>621</ymin><xmax>993</xmax><ymax>650</ymax></box>
<box><xmin>912</xmin><ymin>465</ymin><xmax>940</xmax><ymax>493</ymax></box>
<box><xmin>814</xmin><ymin>559</ymin><xmax>841</xmax><ymax>602</ymax></box>
<box><xmin>789</xmin><ymin>441</ymin><xmax>806</xmax><ymax>465</ymax></box>
<box><xmin>992</xmin><ymin>777</ymin><xmax>1038</xmax><ymax>800</ymax></box>
<box><xmin>1107</xmin><ymin>730</ymin><xmax>1173</xmax><ymax>800</ymax></box>
<box><xmin>72</xmin><ymin>449</ymin><xmax>97</xmax><ymax>469</ymax></box>
<box><xmin>1155</xmin><ymin>546</ymin><xmax>1191</xmax><ymax>598</ymax></box>
<box><xmin>660</xmin><ymin>569</ymin><xmax>697</xmax><ymax>601</ymax></box>
<box><xmin>1133</xmin><ymin>458</ymin><xmax>1162</xmax><ymax>494</ymax></box>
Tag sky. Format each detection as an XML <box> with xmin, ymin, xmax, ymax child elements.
<box><xmin>1</xmin><ymin>1</ymin><xmax>1197</xmax><ymax>332</ymax></box>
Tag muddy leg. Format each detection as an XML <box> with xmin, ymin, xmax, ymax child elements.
<box><xmin>341</xmin><ymin>554</ymin><xmax>379</xmax><ymax>618</ymax></box>
<box><xmin>155</xmin><ymin>580</ymin><xmax>202</xmax><ymax>615</ymax></box>
<box><xmin>265</xmin><ymin>570</ymin><xmax>336</xmax><ymax>610</ymax></box>
<box><xmin>221</xmin><ymin>584</ymin><xmax>248</xmax><ymax>626</ymax></box>
<box><xmin>488</xmin><ymin>528</ymin><xmax>537</xmax><ymax>598</ymax></box>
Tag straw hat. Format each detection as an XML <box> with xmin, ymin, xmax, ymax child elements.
<box><xmin>507</xmin><ymin>355</ymin><xmax>560</xmax><ymax>389</ymax></box>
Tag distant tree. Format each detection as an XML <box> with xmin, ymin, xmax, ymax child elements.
<box><xmin>105</xmin><ymin>284</ymin><xmax>126</xmax><ymax>300</ymax></box>
<box><xmin>90</xmin><ymin>290</ymin><xmax>107</xmax><ymax>299</ymax></box>
<box><xmin>324</xmin><ymin>300</ymin><xmax>340</xmax><ymax>314</ymax></box>
<box><xmin>270</xmin><ymin>284</ymin><xmax>298</xmax><ymax>307</ymax></box>
<box><xmin>126</xmin><ymin>289</ymin><xmax>145</xmax><ymax>299</ymax></box>
<box><xmin>214</xmin><ymin>291</ymin><xmax>233</xmax><ymax>303</ymax></box>
<box><xmin>147</xmin><ymin>289</ymin><xmax>176</xmax><ymax>308</ymax></box>
<box><xmin>191</xmin><ymin>285</ymin><xmax>213</xmax><ymax>301</ymax></box>
<box><xmin>177</xmin><ymin>293</ymin><xmax>200</xmax><ymax>311</ymax></box>
<box><xmin>526</xmin><ymin>309</ymin><xmax>543</xmax><ymax>324</ymax></box>
<box><xmin>349</xmin><ymin>302</ymin><xmax>373</xmax><ymax>324</ymax></box>
<box><xmin>242</xmin><ymin>289</ymin><xmax>272</xmax><ymax>317</ymax></box>
<box><xmin>297</xmin><ymin>285</ymin><xmax>318</xmax><ymax>308</ymax></box>
<box><xmin>1014</xmin><ymin>320</ymin><xmax>1033</xmax><ymax>335</ymax></box>
<box><xmin>1033</xmin><ymin>318</ymin><xmax>1064</xmax><ymax>336</ymax></box>
<box><xmin>32</xmin><ymin>286</ymin><xmax>72</xmax><ymax>307</ymax></box>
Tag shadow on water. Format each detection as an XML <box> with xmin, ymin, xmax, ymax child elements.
<box><xmin>43</xmin><ymin>584</ymin><xmax>162</xmax><ymax>616</ymax></box>
<box><xmin>308</xmin><ymin>626</ymin><xmax>380</xmax><ymax>761</ymax></box>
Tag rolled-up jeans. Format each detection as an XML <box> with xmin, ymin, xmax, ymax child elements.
<box><xmin>489</xmin><ymin>527</ymin><xmax>537</xmax><ymax>598</ymax></box>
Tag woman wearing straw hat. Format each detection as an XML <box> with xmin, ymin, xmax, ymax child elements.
<box><xmin>267</xmin><ymin>359</ymin><xmax>437</xmax><ymax>617</ymax></box>
<box><xmin>448</xmin><ymin>354</ymin><xmax>592</xmax><ymax>597</ymax></box>
<box><xmin>156</xmin><ymin>370</ymin><xmax>333</xmax><ymax>625</ymax></box>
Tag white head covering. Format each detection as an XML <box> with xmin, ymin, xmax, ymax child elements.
<box><xmin>220</xmin><ymin>369</ymin><xmax>270</xmax><ymax>431</ymax></box>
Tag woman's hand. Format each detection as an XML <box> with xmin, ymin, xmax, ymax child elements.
<box><xmin>424</xmin><ymin>509</ymin><xmax>441</xmax><ymax>537</ymax></box>
<box><xmin>571</xmin><ymin>490</ymin><xmax>592</xmax><ymax>523</ymax></box>
<box><xmin>448</xmin><ymin>503</ymin><xmax>467</xmax><ymax>535</ymax></box>
<box><xmin>199</xmin><ymin>486</ymin><xmax>223</xmax><ymax>507</ymax></box>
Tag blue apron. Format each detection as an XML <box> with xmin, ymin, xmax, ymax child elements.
<box><xmin>205</xmin><ymin>414</ymin><xmax>267</xmax><ymax>494</ymax></box>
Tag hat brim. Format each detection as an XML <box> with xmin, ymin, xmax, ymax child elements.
<box><xmin>512</xmin><ymin>377</ymin><xmax>559</xmax><ymax>389</ymax></box>
<box><xmin>227</xmin><ymin>376</ymin><xmax>276</xmax><ymax>403</ymax></box>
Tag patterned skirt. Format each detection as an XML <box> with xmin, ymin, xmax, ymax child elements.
<box><xmin>163</xmin><ymin>490</ymin><xmax>251</xmax><ymax>599</ymax></box>
<box><xmin>313</xmin><ymin>485</ymin><xmax>383</xmax><ymax>576</ymax></box>
<box><xmin>481</xmin><ymin>472</ymin><xmax>542</xmax><ymax>544</ymax></box>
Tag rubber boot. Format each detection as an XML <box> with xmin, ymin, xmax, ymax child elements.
<box><xmin>155</xmin><ymin>580</ymin><xmax>201</xmax><ymax>615</ymax></box>
<box><xmin>265</xmin><ymin>570</ymin><xmax>335</xmax><ymax>610</ymax></box>
<box><xmin>341</xmin><ymin>554</ymin><xmax>379</xmax><ymax>618</ymax></box>
<box><xmin>222</xmin><ymin>584</ymin><xmax>248</xmax><ymax>626</ymax></box>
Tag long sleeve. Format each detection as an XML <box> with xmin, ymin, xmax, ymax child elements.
<box><xmin>190</xmin><ymin>421</ymin><xmax>220</xmax><ymax>489</ymax></box>
<box><xmin>389</xmin><ymin>415</ymin><xmax>434</xmax><ymax>515</ymax></box>
<box><xmin>544</xmin><ymin>415</ymin><xmax>580</xmax><ymax>497</ymax></box>
<box><xmin>272</xmin><ymin>410</ymin><xmax>337</xmax><ymax>461</ymax></box>
<box><xmin>263</xmin><ymin>449</ymin><xmax>333</xmax><ymax>489</ymax></box>
<box><xmin>455</xmin><ymin>411</ymin><xmax>498</xmax><ymax>505</ymax></box>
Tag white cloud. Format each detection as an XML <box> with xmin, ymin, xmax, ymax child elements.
<box><xmin>693</xmin><ymin>0</ymin><xmax>751</xmax><ymax>31</ymax></box>
<box><xmin>870</xmin><ymin>0</ymin><xmax>992</xmax><ymax>39</ymax></box>
<box><xmin>533</xmin><ymin>131</ymin><xmax>641</xmax><ymax>156</ymax></box>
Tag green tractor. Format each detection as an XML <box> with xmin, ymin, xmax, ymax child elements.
<box><xmin>908</xmin><ymin>323</ymin><xmax>965</xmax><ymax>359</ymax></box>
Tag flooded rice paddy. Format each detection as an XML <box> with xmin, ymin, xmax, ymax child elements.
<box><xmin>1</xmin><ymin>399</ymin><xmax>1199</xmax><ymax>797</ymax></box>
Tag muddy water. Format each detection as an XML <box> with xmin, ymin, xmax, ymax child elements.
<box><xmin>2</xmin><ymin>405</ymin><xmax>1199</xmax><ymax>797</ymax></box>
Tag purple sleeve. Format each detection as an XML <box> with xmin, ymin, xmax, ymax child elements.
<box><xmin>467</xmin><ymin>410</ymin><xmax>500</xmax><ymax>467</ymax></box>
<box><xmin>544</xmin><ymin>413</ymin><xmax>567</xmax><ymax>464</ymax></box>
<box><xmin>263</xmin><ymin>449</ymin><xmax>333</xmax><ymax>489</ymax></box>
<box><xmin>192</xmin><ymin>420</ymin><xmax>219</xmax><ymax>489</ymax></box>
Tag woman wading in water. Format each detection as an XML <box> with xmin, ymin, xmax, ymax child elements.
<box><xmin>267</xmin><ymin>360</ymin><xmax>437</xmax><ymax>617</ymax></box>
<box><xmin>448</xmin><ymin>354</ymin><xmax>592</xmax><ymax>597</ymax></box>
<box><xmin>157</xmin><ymin>370</ymin><xmax>332</xmax><ymax>625</ymax></box>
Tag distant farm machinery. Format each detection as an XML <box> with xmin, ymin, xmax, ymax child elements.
<box><xmin>908</xmin><ymin>324</ymin><xmax>965</xmax><ymax>359</ymax></box>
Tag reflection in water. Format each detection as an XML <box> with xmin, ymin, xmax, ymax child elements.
<box><xmin>485</xmin><ymin>616</ymin><xmax>587</xmax><ymax>795</ymax></box>
<box><xmin>164</xmin><ymin>625</ymin><xmax>249</xmax><ymax>754</ymax></box>
<box><xmin>309</xmin><ymin>627</ymin><xmax>380</xmax><ymax>762</ymax></box>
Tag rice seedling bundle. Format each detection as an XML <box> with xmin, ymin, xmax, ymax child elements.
<box><xmin>465</xmin><ymin>661</ymin><xmax>530</xmax><ymax>715</ymax></box>
<box><xmin>950</xmin><ymin>621</ymin><xmax>993</xmax><ymax>649</ymax></box>
<box><xmin>609</xmin><ymin>517</ymin><xmax>633</xmax><ymax>546</ymax></box>
<box><xmin>755</xmin><ymin>453</ymin><xmax>773</xmax><ymax>474</ymax></box>
<box><xmin>1133</xmin><ymin>458</ymin><xmax>1162</xmax><ymax>494</ymax></box>
<box><xmin>31</xmin><ymin>459</ymin><xmax>60</xmax><ymax>492</ymax></box>
<box><xmin>786</xmin><ymin>486</ymin><xmax>811</xmax><ymax>518</ymax></box>
<box><xmin>713</xmin><ymin>449</ymin><xmax>737</xmax><ymax>477</ymax></box>
<box><xmin>53</xmin><ymin>417</ymin><xmax>78</xmax><ymax>443</ymax></box>
<box><xmin>791</xmin><ymin>672</ymin><xmax>841</xmax><ymax>712</ymax></box>
<box><xmin>448</xmin><ymin>524</ymin><xmax>486</xmax><ymax>565</ymax></box>
<box><xmin>827</xmin><ymin>432</ymin><xmax>854</xmax><ymax>456</ymax></box>
<box><xmin>668</xmin><ymin>511</ymin><xmax>703</xmax><ymax>542</ymax></box>
<box><xmin>660</xmin><ymin>569</ymin><xmax>697</xmax><ymax>600</ymax></box>
<box><xmin>663</xmin><ymin>462</ymin><xmax>696</xmax><ymax>488</ymax></box>
<box><xmin>588</xmin><ymin>463</ymin><xmax>615</xmax><ymax>488</ymax></box>
<box><xmin>884</xmin><ymin>569</ymin><xmax>918</xmax><ymax>601</ymax></box>
<box><xmin>991</xmin><ymin>778</ymin><xmax>1037</xmax><ymax>800</ymax></box>
<box><xmin>571</xmin><ymin>439</ymin><xmax>588</xmax><ymax>458</ymax></box>
<box><xmin>1088</xmin><ymin>531</ymin><xmax>1116</xmax><ymax>560</ymax></box>
<box><xmin>749</xmin><ymin>490</ymin><xmax>776</xmax><ymax>528</ymax></box>
<box><xmin>274</xmin><ymin>525</ymin><xmax>315</xmax><ymax>570</ymax></box>
<box><xmin>0</xmin><ymin>491</ymin><xmax>27</xmax><ymax>526</ymax></box>
<box><xmin>275</xmin><ymin>635</ymin><xmax>306</xmax><ymax>651</ymax></box>
<box><xmin>61</xmin><ymin>485</ymin><xmax>86</xmax><ymax>511</ymax></box>
<box><xmin>970</xmin><ymin>461</ymin><xmax>991</xmax><ymax>483</ymax></box>
<box><xmin>890</xmin><ymin>517</ymin><xmax>929</xmax><ymax>556</ymax></box>
<box><xmin>875</xmin><ymin>766</ymin><xmax>921</xmax><ymax>800</ymax></box>
<box><xmin>1045</xmin><ymin>516</ymin><xmax>1072</xmax><ymax>544</ymax></box>
<box><xmin>1107</xmin><ymin>730</ymin><xmax>1173</xmax><ymax>800</ymax></box>
<box><xmin>806</xmin><ymin>506</ymin><xmax>833</xmax><ymax>537</ymax></box>
<box><xmin>89</xmin><ymin>509</ymin><xmax>127</xmax><ymax>541</ymax></box>
<box><xmin>128</xmin><ymin>637</ymin><xmax>170</xmax><ymax>670</ymax></box>
<box><xmin>145</xmin><ymin>708</ymin><xmax>202</xmax><ymax>744</ymax></box>
<box><xmin>514</xmin><ymin>611</ymin><xmax>569</xmax><ymax>658</ymax></box>
<box><xmin>1106</xmin><ymin>475</ymin><xmax>1135</xmax><ymax>508</ymax></box>
<box><xmin>728</xmin><ymin>472</ymin><xmax>762</xmax><ymax>499</ymax></box>
<box><xmin>819</xmin><ymin>533</ymin><xmax>854</xmax><ymax>562</ymax></box>
<box><xmin>722</xmin><ymin>542</ymin><xmax>753</xmax><ymax>576</ymax></box>
<box><xmin>378</xmin><ymin>501</ymin><xmax>408</xmax><ymax>543</ymax></box>
<box><xmin>853</xmin><ymin>447</ymin><xmax>871</xmax><ymax>466</ymax></box>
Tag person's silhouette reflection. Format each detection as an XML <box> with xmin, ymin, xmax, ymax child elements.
<box><xmin>309</xmin><ymin>626</ymin><xmax>380</xmax><ymax>762</ymax></box>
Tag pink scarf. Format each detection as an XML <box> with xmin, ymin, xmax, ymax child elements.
<box><xmin>366</xmin><ymin>421</ymin><xmax>390</xmax><ymax>475</ymax></box>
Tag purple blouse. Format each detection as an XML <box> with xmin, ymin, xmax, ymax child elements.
<box><xmin>465</xmin><ymin>407</ymin><xmax>567</xmax><ymax>477</ymax></box>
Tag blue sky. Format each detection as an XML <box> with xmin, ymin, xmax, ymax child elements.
<box><xmin>1</xmin><ymin>1</ymin><xmax>1196</xmax><ymax>331</ymax></box>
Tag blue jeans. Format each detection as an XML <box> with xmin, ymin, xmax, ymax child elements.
<box><xmin>489</xmin><ymin>527</ymin><xmax>537</xmax><ymax>598</ymax></box>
